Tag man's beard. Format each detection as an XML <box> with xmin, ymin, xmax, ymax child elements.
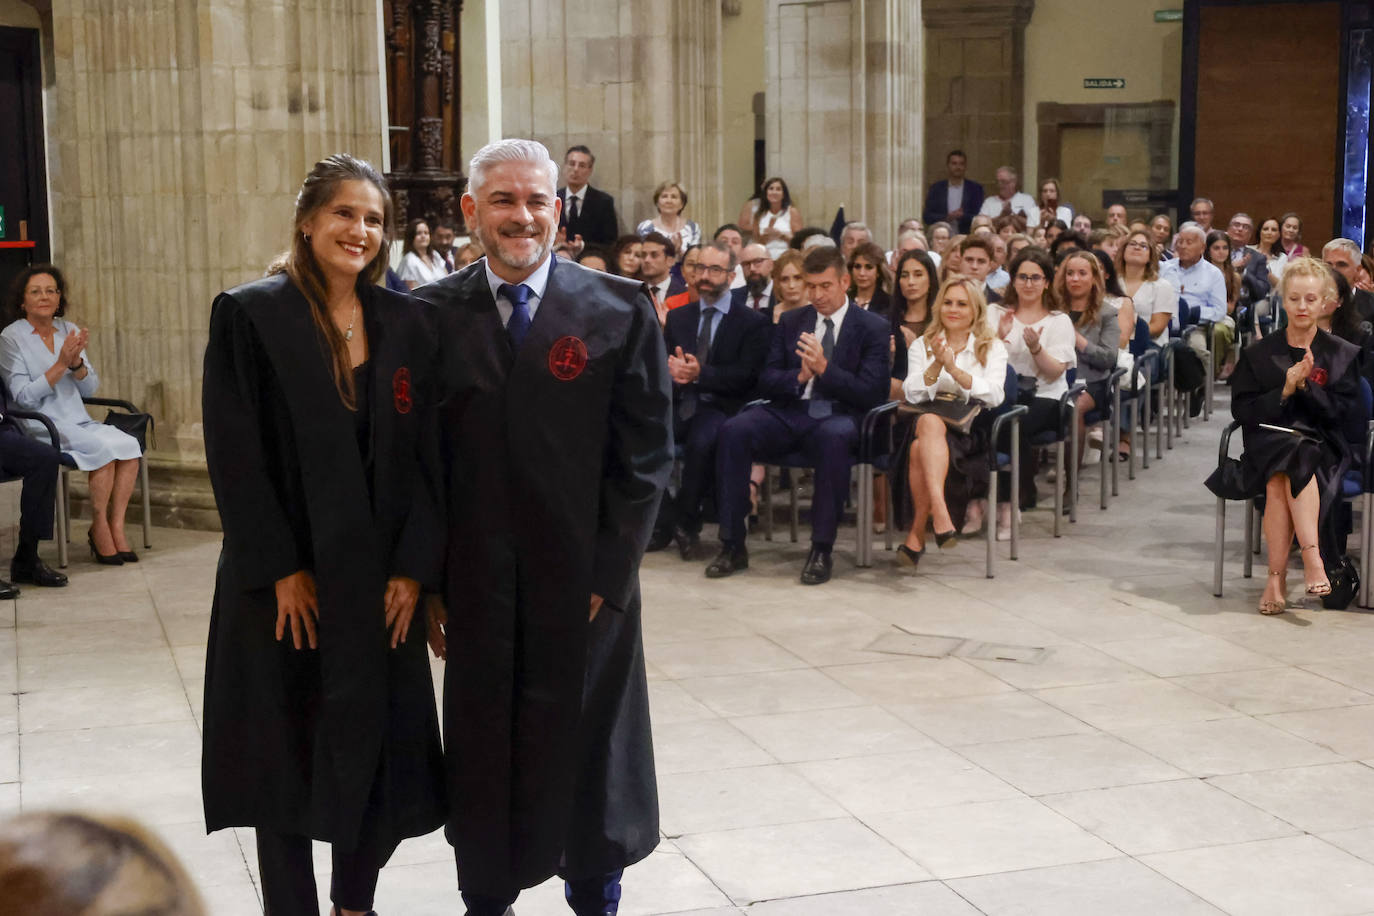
<box><xmin>745</xmin><ymin>274</ymin><xmax>768</xmax><ymax>296</ymax></box>
<box><xmin>476</xmin><ymin>219</ymin><xmax>552</xmax><ymax>271</ymax></box>
<box><xmin>696</xmin><ymin>279</ymin><xmax>726</xmax><ymax>301</ymax></box>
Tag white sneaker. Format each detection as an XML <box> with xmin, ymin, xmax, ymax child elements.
<box><xmin>996</xmin><ymin>503</ymin><xmax>1012</xmax><ymax>541</ymax></box>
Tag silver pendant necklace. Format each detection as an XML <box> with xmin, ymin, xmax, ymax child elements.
<box><xmin>344</xmin><ymin>297</ymin><xmax>357</xmax><ymax>341</ymax></box>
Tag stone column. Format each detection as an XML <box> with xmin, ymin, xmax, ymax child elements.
<box><xmin>923</xmin><ymin>0</ymin><xmax>1035</xmax><ymax>189</ymax></box>
<box><xmin>45</xmin><ymin>0</ymin><xmax>385</xmax><ymax>527</ymax></box>
<box><xmin>764</xmin><ymin>0</ymin><xmax>923</xmax><ymax>243</ymax></box>
<box><xmin>498</xmin><ymin>0</ymin><xmax>725</xmax><ymax>237</ymax></box>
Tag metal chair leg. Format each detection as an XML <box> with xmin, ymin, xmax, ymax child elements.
<box><xmin>856</xmin><ymin>464</ymin><xmax>872</xmax><ymax>567</ymax></box>
<box><xmin>762</xmin><ymin>468</ymin><xmax>773</xmax><ymax>541</ymax></box>
<box><xmin>1111</xmin><ymin>384</ymin><xmax>1121</xmax><ymax>497</ymax></box>
<box><xmin>789</xmin><ymin>474</ymin><xmax>799</xmax><ymax>543</ymax></box>
<box><xmin>1243</xmin><ymin>497</ymin><xmax>1255</xmax><ymax>580</ymax></box>
<box><xmin>1099</xmin><ymin>422</ymin><xmax>1109</xmax><ymax>511</ymax></box>
<box><xmin>1165</xmin><ymin>359</ymin><xmax>1175</xmax><ymax>450</ymax></box>
<box><xmin>1053</xmin><ymin>442</ymin><xmax>1064</xmax><ymax>538</ymax></box>
<box><xmin>1009</xmin><ymin>417</ymin><xmax>1021</xmax><ymax>561</ymax></box>
<box><xmin>884</xmin><ymin>477</ymin><xmax>894</xmax><ymax>553</ymax></box>
<box><xmin>986</xmin><ymin>461</ymin><xmax>997</xmax><ymax>578</ymax></box>
<box><xmin>54</xmin><ymin>471</ymin><xmax>68</xmax><ymax>569</ymax></box>
<box><xmin>1069</xmin><ymin>418</ymin><xmax>1079</xmax><ymax>525</ymax></box>
<box><xmin>1214</xmin><ymin>496</ymin><xmax>1226</xmax><ymax>597</ymax></box>
<box><xmin>1362</xmin><ymin>493</ymin><xmax>1373</xmax><ymax>608</ymax></box>
<box><xmin>140</xmin><ymin>457</ymin><xmax>152</xmax><ymax>548</ymax></box>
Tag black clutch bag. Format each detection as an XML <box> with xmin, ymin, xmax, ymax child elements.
<box><xmin>104</xmin><ymin>411</ymin><xmax>153</xmax><ymax>451</ymax></box>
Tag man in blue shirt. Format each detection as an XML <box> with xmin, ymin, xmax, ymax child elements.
<box><xmin>1160</xmin><ymin>221</ymin><xmax>1232</xmax><ymax>373</ymax></box>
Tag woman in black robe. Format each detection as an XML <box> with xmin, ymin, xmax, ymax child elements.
<box><xmin>1219</xmin><ymin>256</ymin><xmax>1361</xmax><ymax>615</ymax></box>
<box><xmin>200</xmin><ymin>154</ymin><xmax>446</xmax><ymax>915</ymax></box>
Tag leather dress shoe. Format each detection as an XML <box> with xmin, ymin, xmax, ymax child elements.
<box><xmin>10</xmin><ymin>558</ymin><xmax>67</xmax><ymax>588</ymax></box>
<box><xmin>645</xmin><ymin>527</ymin><xmax>673</xmax><ymax>553</ymax></box>
<box><xmin>800</xmin><ymin>547</ymin><xmax>833</xmax><ymax>585</ymax></box>
<box><xmin>704</xmin><ymin>543</ymin><xmax>748</xmax><ymax>578</ymax></box>
<box><xmin>0</xmin><ymin>579</ymin><xmax>17</xmax><ymax>600</ymax></box>
<box><xmin>673</xmin><ymin>524</ymin><xmax>701</xmax><ymax>561</ymax></box>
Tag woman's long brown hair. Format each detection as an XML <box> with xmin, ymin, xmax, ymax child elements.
<box><xmin>269</xmin><ymin>154</ymin><xmax>394</xmax><ymax>410</ymax></box>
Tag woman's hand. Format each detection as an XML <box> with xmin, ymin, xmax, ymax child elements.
<box><xmin>274</xmin><ymin>570</ymin><xmax>318</xmax><ymax>650</ymax></box>
<box><xmin>1075</xmin><ymin>331</ymin><xmax>1089</xmax><ymax>351</ymax></box>
<box><xmin>384</xmin><ymin>576</ymin><xmax>421</xmax><ymax>649</ymax></box>
<box><xmin>1284</xmin><ymin>350</ymin><xmax>1314</xmax><ymax>397</ymax></box>
<box><xmin>1023</xmin><ymin>325</ymin><xmax>1042</xmax><ymax>352</ymax></box>
<box><xmin>57</xmin><ymin>328</ymin><xmax>86</xmax><ymax>369</ymax></box>
<box><xmin>424</xmin><ymin>594</ymin><xmax>447</xmax><ymax>660</ymax></box>
<box><xmin>934</xmin><ymin>336</ymin><xmax>957</xmax><ymax>371</ymax></box>
<box><xmin>900</xmin><ymin>326</ymin><xmax>918</xmax><ymax>348</ymax></box>
<box><xmin>998</xmin><ymin>310</ymin><xmax>1015</xmax><ymax>341</ymax></box>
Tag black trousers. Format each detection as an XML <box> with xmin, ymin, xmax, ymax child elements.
<box><xmin>256</xmin><ymin>829</ymin><xmax>390</xmax><ymax>914</ymax></box>
<box><xmin>0</xmin><ymin>425</ymin><xmax>60</xmax><ymax>546</ymax></box>
<box><xmin>995</xmin><ymin>396</ymin><xmax>1063</xmax><ymax>510</ymax></box>
<box><xmin>672</xmin><ymin>405</ymin><xmax>729</xmax><ymax>532</ymax></box>
<box><xmin>462</xmin><ymin>869</ymin><xmax>624</xmax><ymax>916</ymax></box>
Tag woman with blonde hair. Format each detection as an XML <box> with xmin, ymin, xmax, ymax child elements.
<box><xmin>0</xmin><ymin>811</ymin><xmax>205</xmax><ymax>915</ymax></box>
<box><xmin>895</xmin><ymin>275</ymin><xmax>1008</xmax><ymax>567</ymax></box>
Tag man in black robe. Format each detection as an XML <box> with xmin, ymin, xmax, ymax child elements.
<box><xmin>414</xmin><ymin>139</ymin><xmax>672</xmax><ymax>916</ymax></box>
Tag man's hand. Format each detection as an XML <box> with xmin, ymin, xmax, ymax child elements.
<box><xmin>668</xmin><ymin>346</ymin><xmax>701</xmax><ymax>384</ymax></box>
<box><xmin>274</xmin><ymin>570</ymin><xmax>318</xmax><ymax>650</ymax></box>
<box><xmin>949</xmin><ymin>207</ymin><xmax>964</xmax><ymax>221</ymax></box>
<box><xmin>383</xmin><ymin>576</ymin><xmax>420</xmax><ymax>649</ymax></box>
<box><xmin>589</xmin><ymin>593</ymin><xmax>605</xmax><ymax>622</ymax></box>
<box><xmin>425</xmin><ymin>594</ymin><xmax>447</xmax><ymax>660</ymax></box>
<box><xmin>797</xmin><ymin>332</ymin><xmax>828</xmax><ymax>378</ymax></box>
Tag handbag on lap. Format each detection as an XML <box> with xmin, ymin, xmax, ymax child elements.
<box><xmin>901</xmin><ymin>392</ymin><xmax>983</xmax><ymax>436</ymax></box>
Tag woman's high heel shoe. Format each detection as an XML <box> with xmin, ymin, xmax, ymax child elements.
<box><xmin>1259</xmin><ymin>570</ymin><xmax>1286</xmax><ymax>615</ymax></box>
<box><xmin>896</xmin><ymin>544</ymin><xmax>924</xmax><ymax>570</ymax></box>
<box><xmin>87</xmin><ymin>529</ymin><xmax>124</xmax><ymax>566</ymax></box>
<box><xmin>935</xmin><ymin>529</ymin><xmax>958</xmax><ymax>549</ymax></box>
<box><xmin>1300</xmin><ymin>545</ymin><xmax>1331</xmax><ymax>596</ymax></box>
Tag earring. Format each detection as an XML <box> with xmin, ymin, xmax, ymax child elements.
<box><xmin>303</xmin><ymin>233</ymin><xmax>312</xmax><ymax>242</ymax></box>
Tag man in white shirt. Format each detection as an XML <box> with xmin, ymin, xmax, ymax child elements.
<box><xmin>979</xmin><ymin>166</ymin><xmax>1040</xmax><ymax>227</ymax></box>
<box><xmin>1160</xmin><ymin>221</ymin><xmax>1232</xmax><ymax>372</ymax></box>
<box><xmin>639</xmin><ymin>231</ymin><xmax>681</xmax><ymax>304</ymax></box>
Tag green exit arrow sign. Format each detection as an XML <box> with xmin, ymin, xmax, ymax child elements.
<box><xmin>1155</xmin><ymin>9</ymin><xmax>1182</xmax><ymax>22</ymax></box>
<box><xmin>1084</xmin><ymin>78</ymin><xmax>1126</xmax><ymax>90</ymax></box>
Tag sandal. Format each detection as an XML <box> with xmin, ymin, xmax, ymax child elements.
<box><xmin>1300</xmin><ymin>545</ymin><xmax>1331</xmax><ymax>596</ymax></box>
<box><xmin>1259</xmin><ymin>569</ymin><xmax>1287</xmax><ymax>615</ymax></box>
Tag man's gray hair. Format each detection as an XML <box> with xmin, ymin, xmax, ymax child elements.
<box><xmin>467</xmin><ymin>139</ymin><xmax>560</xmax><ymax>197</ymax></box>
<box><xmin>842</xmin><ymin>221</ymin><xmax>873</xmax><ymax>240</ymax></box>
<box><xmin>1177</xmin><ymin>221</ymin><xmax>1207</xmax><ymax>241</ymax></box>
<box><xmin>802</xmin><ymin>234</ymin><xmax>837</xmax><ymax>251</ymax></box>
<box><xmin>996</xmin><ymin>165</ymin><xmax>1018</xmax><ymax>178</ymax></box>
<box><xmin>1323</xmin><ymin>237</ymin><xmax>1362</xmax><ymax>259</ymax></box>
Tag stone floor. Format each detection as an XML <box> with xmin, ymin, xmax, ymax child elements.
<box><xmin>8</xmin><ymin>393</ymin><xmax>1374</xmax><ymax>914</ymax></box>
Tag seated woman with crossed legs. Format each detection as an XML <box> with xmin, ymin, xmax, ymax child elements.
<box><xmin>897</xmin><ymin>276</ymin><xmax>1008</xmax><ymax>568</ymax></box>
<box><xmin>1225</xmin><ymin>257</ymin><xmax>1362</xmax><ymax>614</ymax></box>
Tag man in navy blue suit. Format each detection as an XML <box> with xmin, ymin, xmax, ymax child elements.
<box><xmin>922</xmin><ymin>150</ymin><xmax>984</xmax><ymax>234</ymax></box>
<box><xmin>655</xmin><ymin>241</ymin><xmax>770</xmax><ymax>559</ymax></box>
<box><xmin>705</xmin><ymin>246</ymin><xmax>890</xmax><ymax>585</ymax></box>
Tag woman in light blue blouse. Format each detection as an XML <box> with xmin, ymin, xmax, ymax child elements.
<box><xmin>1</xmin><ymin>265</ymin><xmax>142</xmax><ymax>564</ymax></box>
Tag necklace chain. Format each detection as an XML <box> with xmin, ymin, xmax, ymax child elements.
<box><xmin>344</xmin><ymin>297</ymin><xmax>357</xmax><ymax>342</ymax></box>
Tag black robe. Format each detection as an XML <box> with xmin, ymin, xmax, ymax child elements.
<box><xmin>414</xmin><ymin>257</ymin><xmax>673</xmax><ymax>894</ymax></box>
<box><xmin>1222</xmin><ymin>328</ymin><xmax>1361</xmax><ymax>564</ymax></box>
<box><xmin>200</xmin><ymin>274</ymin><xmax>446</xmax><ymax>851</ymax></box>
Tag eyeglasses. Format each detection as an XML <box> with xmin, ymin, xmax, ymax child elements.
<box><xmin>700</xmin><ymin>265</ymin><xmax>731</xmax><ymax>276</ymax></box>
<box><xmin>1125</xmin><ymin>241</ymin><xmax>1151</xmax><ymax>250</ymax></box>
<box><xmin>1014</xmin><ymin>274</ymin><xmax>1045</xmax><ymax>284</ymax></box>
<box><xmin>740</xmin><ymin>258</ymin><xmax>769</xmax><ymax>268</ymax></box>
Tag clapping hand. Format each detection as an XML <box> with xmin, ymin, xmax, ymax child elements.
<box><xmin>59</xmin><ymin>328</ymin><xmax>87</xmax><ymax>368</ymax></box>
<box><xmin>997</xmin><ymin>310</ymin><xmax>1015</xmax><ymax>340</ymax></box>
<box><xmin>796</xmin><ymin>332</ymin><xmax>828</xmax><ymax>382</ymax></box>
<box><xmin>1023</xmin><ymin>325</ymin><xmax>1043</xmax><ymax>351</ymax></box>
<box><xmin>932</xmin><ymin>335</ymin><xmax>957</xmax><ymax>371</ymax></box>
<box><xmin>1284</xmin><ymin>349</ymin><xmax>1314</xmax><ymax>396</ymax></box>
<box><xmin>668</xmin><ymin>346</ymin><xmax>702</xmax><ymax>384</ymax></box>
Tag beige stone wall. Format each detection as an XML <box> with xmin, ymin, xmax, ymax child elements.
<box><xmin>720</xmin><ymin>1</ymin><xmax>765</xmax><ymax>225</ymax></box>
<box><xmin>39</xmin><ymin>0</ymin><xmax>384</xmax><ymax>525</ymax></box>
<box><xmin>0</xmin><ymin>0</ymin><xmax>39</xmax><ymax>28</ymax></box>
<box><xmin>497</xmin><ymin>0</ymin><xmax>724</xmax><ymax>243</ymax></box>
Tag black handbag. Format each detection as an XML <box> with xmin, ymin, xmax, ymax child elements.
<box><xmin>1323</xmin><ymin>555</ymin><xmax>1360</xmax><ymax>610</ymax></box>
<box><xmin>103</xmin><ymin>411</ymin><xmax>152</xmax><ymax>451</ymax></box>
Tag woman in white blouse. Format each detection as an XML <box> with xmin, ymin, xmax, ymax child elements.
<box><xmin>1255</xmin><ymin>216</ymin><xmax>1289</xmax><ymax>286</ymax></box>
<box><xmin>1115</xmin><ymin>229</ymin><xmax>1178</xmax><ymax>346</ymax></box>
<box><xmin>738</xmin><ymin>177</ymin><xmax>803</xmax><ymax>259</ymax></box>
<box><xmin>990</xmin><ymin>247</ymin><xmax>1077</xmax><ymax>540</ymax></box>
<box><xmin>897</xmin><ymin>276</ymin><xmax>1007</xmax><ymax>569</ymax></box>
<box><xmin>636</xmin><ymin>181</ymin><xmax>700</xmax><ymax>254</ymax></box>
<box><xmin>396</xmin><ymin>219</ymin><xmax>448</xmax><ymax>289</ymax></box>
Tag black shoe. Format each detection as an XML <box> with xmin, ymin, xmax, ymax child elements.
<box><xmin>117</xmin><ymin>550</ymin><xmax>139</xmax><ymax>563</ymax></box>
<box><xmin>645</xmin><ymin>527</ymin><xmax>673</xmax><ymax>553</ymax></box>
<box><xmin>673</xmin><ymin>524</ymin><xmax>701</xmax><ymax>561</ymax></box>
<box><xmin>800</xmin><ymin>547</ymin><xmax>833</xmax><ymax>585</ymax></box>
<box><xmin>935</xmin><ymin>529</ymin><xmax>958</xmax><ymax>549</ymax></box>
<box><xmin>87</xmin><ymin>529</ymin><xmax>124</xmax><ymax>566</ymax></box>
<box><xmin>10</xmin><ymin>558</ymin><xmax>67</xmax><ymax>587</ymax></box>
<box><xmin>896</xmin><ymin>544</ymin><xmax>924</xmax><ymax>570</ymax></box>
<box><xmin>705</xmin><ymin>544</ymin><xmax>748</xmax><ymax>578</ymax></box>
<box><xmin>0</xmin><ymin>580</ymin><xmax>18</xmax><ymax>600</ymax></box>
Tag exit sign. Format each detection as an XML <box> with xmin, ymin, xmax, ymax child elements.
<box><xmin>1155</xmin><ymin>9</ymin><xmax>1182</xmax><ymax>22</ymax></box>
<box><xmin>1084</xmin><ymin>78</ymin><xmax>1126</xmax><ymax>90</ymax></box>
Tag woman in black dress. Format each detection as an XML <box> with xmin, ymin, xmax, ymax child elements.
<box><xmin>201</xmin><ymin>154</ymin><xmax>446</xmax><ymax>914</ymax></box>
<box><xmin>1224</xmin><ymin>257</ymin><xmax>1361</xmax><ymax>615</ymax></box>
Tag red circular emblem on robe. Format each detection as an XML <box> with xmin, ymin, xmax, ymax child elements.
<box><xmin>1311</xmin><ymin>367</ymin><xmax>1328</xmax><ymax>386</ymax></box>
<box><xmin>548</xmin><ymin>336</ymin><xmax>588</xmax><ymax>381</ymax></box>
<box><xmin>392</xmin><ymin>366</ymin><xmax>413</xmax><ymax>414</ymax></box>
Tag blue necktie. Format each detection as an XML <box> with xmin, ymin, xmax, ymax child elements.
<box><xmin>499</xmin><ymin>283</ymin><xmax>533</xmax><ymax>349</ymax></box>
<box><xmin>808</xmin><ymin>318</ymin><xmax>835</xmax><ymax>418</ymax></box>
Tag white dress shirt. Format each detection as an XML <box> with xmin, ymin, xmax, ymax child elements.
<box><xmin>648</xmin><ymin>276</ymin><xmax>674</xmax><ymax>304</ymax></box>
<box><xmin>946</xmin><ymin>182</ymin><xmax>966</xmax><ymax>215</ymax></box>
<box><xmin>1159</xmin><ymin>257</ymin><xmax>1227</xmax><ymax>324</ymax></box>
<box><xmin>485</xmin><ymin>254</ymin><xmax>554</xmax><ymax>327</ymax></box>
<box><xmin>564</xmin><ymin>185</ymin><xmax>587</xmax><ymax>221</ymax></box>
<box><xmin>979</xmin><ymin>192</ymin><xmax>1041</xmax><ymax>227</ymax></box>
<box><xmin>803</xmin><ymin>302</ymin><xmax>849</xmax><ymax>400</ymax></box>
<box><xmin>903</xmin><ymin>334</ymin><xmax>1008</xmax><ymax>408</ymax></box>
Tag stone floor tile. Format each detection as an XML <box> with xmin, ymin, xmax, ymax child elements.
<box><xmin>641</xmin><ymin>607</ymin><xmax>752</xmax><ymax>646</ymax></box>
<box><xmin>864</xmin><ymin>797</ymin><xmax>1117</xmax><ymax>879</ymax></box>
<box><xmin>1172</xmin><ymin>666</ymin><xmax>1374</xmax><ymax>715</ymax></box>
<box><xmin>888</xmin><ymin>692</ymin><xmax>1095</xmax><ymax>747</ymax></box>
<box><xmin>1207</xmin><ymin>762</ymin><xmax>1374</xmax><ymax>833</ymax></box>
<box><xmin>964</xmin><ymin>644</ymin><xmax>1152</xmax><ymax>690</ymax></box>
<box><xmin>16</xmin><ymin>618</ymin><xmax>168</xmax><ymax>657</ymax></box>
<box><xmin>197</xmin><ymin>881</ymin><xmax>262</xmax><ymax>915</ymax></box>
<box><xmin>1260</xmin><ymin>704</ymin><xmax>1374</xmax><ymax>760</ymax></box>
<box><xmin>21</xmin><ymin>719</ymin><xmax>202</xmax><ymax>780</ymax></box>
<box><xmin>761</xmin><ymin>622</ymin><xmax>918</xmax><ymax>668</ymax></box>
<box><xmin>648</xmin><ymin>635</ymin><xmax>809</xmax><ymax>679</ymax></box>
<box><xmin>17</xmin><ymin>647</ymin><xmax>180</xmax><ymax>692</ymax></box>
<box><xmin>1032</xmin><ymin>678</ymin><xmax>1241</xmax><ymax>732</ymax></box>
<box><xmin>745</xmin><ymin>880</ymin><xmax>982</xmax><ymax>915</ymax></box>
<box><xmin>949</xmin><ymin>857</ymin><xmax>1225</xmax><ymax>915</ymax></box>
<box><xmin>1142</xmin><ymin>835</ymin><xmax>1374</xmax><ymax>916</ymax></box>
<box><xmin>1095</xmin><ymin>632</ymin><xmax>1282</xmax><ymax>677</ymax></box>
<box><xmin>676</xmin><ymin>818</ymin><xmax>929</xmax><ymax>905</ymax></box>
<box><xmin>154</xmin><ymin>822</ymin><xmax>255</xmax><ymax>889</ymax></box>
<box><xmin>956</xmin><ymin>732</ymin><xmax>1186</xmax><ymax>796</ymax></box>
<box><xmin>821</xmin><ymin>656</ymin><xmax>1016</xmax><ymax>704</ymax></box>
<box><xmin>1041</xmin><ymin>778</ymin><xmax>1296</xmax><ymax>855</ymax></box>
<box><xmin>1317</xmin><ymin>826</ymin><xmax>1374</xmax><ymax>866</ymax></box>
<box><xmin>18</xmin><ymin>681</ymin><xmax>194</xmax><ymax>734</ymax></box>
<box><xmin>647</xmin><ymin>680</ymin><xmax>718</xmax><ymax>724</ymax></box>
<box><xmin>659</xmin><ymin>764</ymin><xmax>845</xmax><ymax>835</ymax></box>
<box><xmin>21</xmin><ymin>766</ymin><xmax>202</xmax><ymax>826</ymax></box>
<box><xmin>728</xmin><ymin>705</ymin><xmax>934</xmax><ymax>763</ymax></box>
<box><xmin>795</xmin><ymin>748</ymin><xmax>1022</xmax><ymax>815</ymax></box>
<box><xmin>652</xmin><ymin>718</ymin><xmax>775</xmax><ymax>774</ymax></box>
<box><xmin>677</xmin><ymin>669</ymin><xmax>863</xmax><ymax>718</ymax></box>
<box><xmin>1301</xmin><ymin>657</ymin><xmax>1374</xmax><ymax>695</ymax></box>
<box><xmin>1126</xmin><ymin>713</ymin><xmax>1346</xmax><ymax>776</ymax></box>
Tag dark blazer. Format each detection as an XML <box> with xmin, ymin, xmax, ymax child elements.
<box><xmin>731</xmin><ymin>285</ymin><xmax>778</xmax><ymax>322</ymax></box>
<box><xmin>923</xmin><ymin>179</ymin><xmax>985</xmax><ymax>233</ymax></box>
<box><xmin>1236</xmin><ymin>248</ymin><xmax>1272</xmax><ymax>309</ymax></box>
<box><xmin>648</xmin><ymin>275</ymin><xmax>688</xmax><ymax>304</ymax></box>
<box><xmin>663</xmin><ymin>299</ymin><xmax>770</xmax><ymax>415</ymax></box>
<box><xmin>416</xmin><ymin>257</ymin><xmax>671</xmax><ymax>892</ymax></box>
<box><xmin>758</xmin><ymin>303</ymin><xmax>891</xmax><ymax>416</ymax></box>
<box><xmin>1354</xmin><ymin>288</ymin><xmax>1374</xmax><ymax>325</ymax></box>
<box><xmin>558</xmin><ymin>185</ymin><xmax>620</xmax><ymax>246</ymax></box>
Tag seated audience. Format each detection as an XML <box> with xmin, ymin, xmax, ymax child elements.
<box><xmin>1161</xmin><ymin>222</ymin><xmax>1230</xmax><ymax>371</ymax></box>
<box><xmin>1116</xmin><ymin>229</ymin><xmax>1178</xmax><ymax>346</ymax></box>
<box><xmin>770</xmin><ymin>250</ymin><xmax>809</xmax><ymax>323</ymax></box>
<box><xmin>396</xmin><ymin>218</ymin><xmax>448</xmax><ymax>289</ymax></box>
<box><xmin>848</xmin><ymin>241</ymin><xmax>892</xmax><ymax>315</ymax></box>
<box><xmin>1281</xmin><ymin>211</ymin><xmax>1308</xmax><ymax>257</ymax></box>
<box><xmin>733</xmin><ymin>243</ymin><xmax>777</xmax><ymax>318</ymax></box>
<box><xmin>1007</xmin><ymin>234</ymin><xmax>1033</xmax><ymax>261</ymax></box>
<box><xmin>1322</xmin><ymin>238</ymin><xmax>1374</xmax><ymax>323</ymax></box>
<box><xmin>941</xmin><ymin>235</ymin><xmax>966</xmax><ymax>280</ymax></box>
<box><xmin>1</xmin><ymin>265</ymin><xmax>142</xmax><ymax>566</ymax></box>
<box><xmin>1072</xmin><ymin>214</ymin><xmax>1093</xmax><ymax>237</ymax></box>
<box><xmin>1037</xmin><ymin>178</ymin><xmax>1075</xmax><ymax>226</ymax></box>
<box><xmin>640</xmin><ymin>231</ymin><xmax>684</xmax><ymax>305</ymax></box>
<box><xmin>1057</xmin><ymin>251</ymin><xmax>1120</xmax><ymax>472</ymax></box>
<box><xmin>991</xmin><ymin>247</ymin><xmax>1076</xmax><ymax>538</ymax></box>
<box><xmin>896</xmin><ymin>276</ymin><xmax>1008</xmax><ymax>569</ymax></box>
<box><xmin>890</xmin><ymin>249</ymin><xmax>940</xmax><ymax>389</ymax></box>
<box><xmin>1050</xmin><ymin>231</ymin><xmax>1088</xmax><ymax>262</ymax></box>
<box><xmin>1255</xmin><ymin>216</ymin><xmax>1289</xmax><ymax>284</ymax></box>
<box><xmin>706</xmin><ymin>246</ymin><xmax>890</xmax><ymax>586</ymax></box>
<box><xmin>923</xmin><ymin>150</ymin><xmax>984</xmax><ymax>233</ymax></box>
<box><xmin>714</xmin><ymin>223</ymin><xmax>749</xmax><ymax>288</ymax></box>
<box><xmin>1225</xmin><ymin>213</ymin><xmax>1273</xmax><ymax>319</ymax></box>
<box><xmin>664</xmin><ymin>244</ymin><xmax>702</xmax><ymax>310</ymax></box>
<box><xmin>958</xmin><ymin>236</ymin><xmax>1000</xmax><ymax>304</ymax></box>
<box><xmin>453</xmin><ymin>240</ymin><xmax>483</xmax><ymax>268</ymax></box>
<box><xmin>1150</xmin><ymin>213</ymin><xmax>1175</xmax><ymax>257</ymax></box>
<box><xmin>1217</xmin><ymin>257</ymin><xmax>1360</xmax><ymax>614</ymax></box>
<box><xmin>637</xmin><ymin>180</ymin><xmax>701</xmax><ymax>253</ymax></box>
<box><xmin>928</xmin><ymin>221</ymin><xmax>954</xmax><ymax>256</ymax></box>
<box><xmin>739</xmin><ymin>177</ymin><xmax>802</xmax><ymax>258</ymax></box>
<box><xmin>979</xmin><ymin>166</ymin><xmax>1040</xmax><ymax>226</ymax></box>
<box><xmin>840</xmin><ymin>222</ymin><xmax>874</xmax><ymax>259</ymax></box>
<box><xmin>987</xmin><ymin>236</ymin><xmax>1011</xmax><ymax>292</ymax></box>
<box><xmin>610</xmin><ymin>234</ymin><xmax>644</xmax><ymax>278</ymax></box>
<box><xmin>575</xmin><ymin>245</ymin><xmax>611</xmax><ymax>273</ymax></box>
<box><xmin>0</xmin><ymin>811</ymin><xmax>206</xmax><ymax>914</ymax></box>
<box><xmin>1206</xmin><ymin>229</ymin><xmax>1241</xmax><ymax>376</ymax></box>
<box><xmin>653</xmin><ymin>240</ymin><xmax>770</xmax><ymax>560</ymax></box>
